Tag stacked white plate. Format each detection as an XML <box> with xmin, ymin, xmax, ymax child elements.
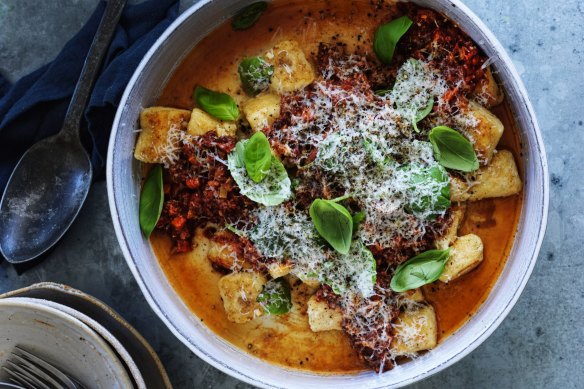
<box><xmin>0</xmin><ymin>283</ymin><xmax>171</xmax><ymax>389</ymax></box>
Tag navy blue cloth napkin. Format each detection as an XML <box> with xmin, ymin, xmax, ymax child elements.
<box><xmin>0</xmin><ymin>0</ymin><xmax>179</xmax><ymax>190</ymax></box>
<box><xmin>0</xmin><ymin>0</ymin><xmax>179</xmax><ymax>270</ymax></box>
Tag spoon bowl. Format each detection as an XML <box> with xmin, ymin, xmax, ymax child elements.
<box><xmin>0</xmin><ymin>133</ymin><xmax>92</xmax><ymax>263</ymax></box>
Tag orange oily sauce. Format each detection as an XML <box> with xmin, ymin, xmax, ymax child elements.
<box><xmin>152</xmin><ymin>230</ymin><xmax>366</xmax><ymax>373</ymax></box>
<box><xmin>153</xmin><ymin>0</ymin><xmax>523</xmax><ymax>373</ymax></box>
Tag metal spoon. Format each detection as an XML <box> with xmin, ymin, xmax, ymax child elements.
<box><xmin>0</xmin><ymin>0</ymin><xmax>127</xmax><ymax>263</ymax></box>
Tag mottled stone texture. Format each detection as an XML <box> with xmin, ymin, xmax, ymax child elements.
<box><xmin>0</xmin><ymin>0</ymin><xmax>582</xmax><ymax>388</ymax></box>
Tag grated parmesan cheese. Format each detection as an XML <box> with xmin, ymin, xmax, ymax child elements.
<box><xmin>246</xmin><ymin>56</ymin><xmax>463</xmax><ymax>297</ymax></box>
<box><xmin>152</xmin><ymin>124</ymin><xmax>185</xmax><ymax>168</ymax></box>
<box><xmin>294</xmin><ymin>58</ymin><xmax>454</xmax><ymax>250</ymax></box>
<box><xmin>248</xmin><ymin>206</ymin><xmax>376</xmax><ymax>297</ymax></box>
<box><xmin>389</xmin><ymin>59</ymin><xmax>447</xmax><ymax>122</ymax></box>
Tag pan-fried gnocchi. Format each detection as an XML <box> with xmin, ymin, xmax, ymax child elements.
<box><xmin>435</xmin><ymin>205</ymin><xmax>467</xmax><ymax>250</ymax></box>
<box><xmin>243</xmin><ymin>92</ymin><xmax>281</xmax><ymax>131</ymax></box>
<box><xmin>467</xmin><ymin>101</ymin><xmax>505</xmax><ymax>163</ymax></box>
<box><xmin>134</xmin><ymin>107</ymin><xmax>191</xmax><ymax>163</ymax></box>
<box><xmin>218</xmin><ymin>272</ymin><xmax>267</xmax><ymax>324</ymax></box>
<box><xmin>207</xmin><ymin>243</ymin><xmax>238</xmax><ymax>270</ymax></box>
<box><xmin>391</xmin><ymin>304</ymin><xmax>438</xmax><ymax>356</ymax></box>
<box><xmin>451</xmin><ymin>150</ymin><xmax>522</xmax><ymax>202</ymax></box>
<box><xmin>265</xmin><ymin>40</ymin><xmax>315</xmax><ymax>93</ymax></box>
<box><xmin>267</xmin><ymin>261</ymin><xmax>292</xmax><ymax>279</ymax></box>
<box><xmin>307</xmin><ymin>295</ymin><xmax>343</xmax><ymax>332</ymax></box>
<box><xmin>439</xmin><ymin>234</ymin><xmax>484</xmax><ymax>283</ymax></box>
<box><xmin>187</xmin><ymin>108</ymin><xmax>238</xmax><ymax>137</ymax></box>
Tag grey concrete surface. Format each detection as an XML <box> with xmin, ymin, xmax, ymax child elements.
<box><xmin>0</xmin><ymin>0</ymin><xmax>582</xmax><ymax>388</ymax></box>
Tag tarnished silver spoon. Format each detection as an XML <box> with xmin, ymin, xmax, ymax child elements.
<box><xmin>0</xmin><ymin>0</ymin><xmax>127</xmax><ymax>263</ymax></box>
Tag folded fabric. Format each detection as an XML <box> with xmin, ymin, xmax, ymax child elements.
<box><xmin>0</xmin><ymin>0</ymin><xmax>179</xmax><ymax>268</ymax></box>
<box><xmin>0</xmin><ymin>0</ymin><xmax>179</xmax><ymax>191</ymax></box>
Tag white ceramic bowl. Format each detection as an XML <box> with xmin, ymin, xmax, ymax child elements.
<box><xmin>0</xmin><ymin>282</ymin><xmax>172</xmax><ymax>389</ymax></box>
<box><xmin>107</xmin><ymin>1</ymin><xmax>549</xmax><ymax>387</ymax></box>
<box><xmin>6</xmin><ymin>297</ymin><xmax>146</xmax><ymax>388</ymax></box>
<box><xmin>0</xmin><ymin>298</ymin><xmax>133</xmax><ymax>388</ymax></box>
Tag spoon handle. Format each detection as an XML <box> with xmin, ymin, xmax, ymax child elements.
<box><xmin>60</xmin><ymin>0</ymin><xmax>128</xmax><ymax>141</ymax></box>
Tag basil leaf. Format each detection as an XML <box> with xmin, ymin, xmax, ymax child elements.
<box><xmin>412</xmin><ymin>96</ymin><xmax>434</xmax><ymax>133</ymax></box>
<box><xmin>375</xmin><ymin>89</ymin><xmax>391</xmax><ymax>96</ymax></box>
<box><xmin>234</xmin><ymin>141</ymin><xmax>245</xmax><ymax>167</ymax></box>
<box><xmin>257</xmin><ymin>278</ymin><xmax>292</xmax><ymax>314</ymax></box>
<box><xmin>139</xmin><ymin>165</ymin><xmax>164</xmax><ymax>238</ymax></box>
<box><xmin>373</xmin><ymin>15</ymin><xmax>413</xmax><ymax>64</ymax></box>
<box><xmin>244</xmin><ymin>132</ymin><xmax>272</xmax><ymax>183</ymax></box>
<box><xmin>416</xmin><ymin>96</ymin><xmax>434</xmax><ymax>123</ymax></box>
<box><xmin>406</xmin><ymin>165</ymin><xmax>451</xmax><ymax>217</ymax></box>
<box><xmin>238</xmin><ymin>57</ymin><xmax>274</xmax><ymax>96</ymax></box>
<box><xmin>429</xmin><ymin>126</ymin><xmax>479</xmax><ymax>172</ymax></box>
<box><xmin>323</xmin><ymin>239</ymin><xmax>377</xmax><ymax>297</ymax></box>
<box><xmin>232</xmin><ymin>2</ymin><xmax>267</xmax><ymax>30</ymax></box>
<box><xmin>392</xmin><ymin>58</ymin><xmax>436</xmax><ymax>129</ymax></box>
<box><xmin>363</xmin><ymin>138</ymin><xmax>392</xmax><ymax>167</ymax></box>
<box><xmin>291</xmin><ymin>177</ymin><xmax>301</xmax><ymax>190</ymax></box>
<box><xmin>227</xmin><ymin>139</ymin><xmax>291</xmax><ymax>206</ymax></box>
<box><xmin>194</xmin><ymin>86</ymin><xmax>239</xmax><ymax>121</ymax></box>
<box><xmin>352</xmin><ymin>211</ymin><xmax>365</xmax><ymax>233</ymax></box>
<box><xmin>309</xmin><ymin>199</ymin><xmax>353</xmax><ymax>254</ymax></box>
<box><xmin>314</xmin><ymin>133</ymin><xmax>346</xmax><ymax>171</ymax></box>
<box><xmin>330</xmin><ymin>193</ymin><xmax>351</xmax><ymax>203</ymax></box>
<box><xmin>390</xmin><ymin>249</ymin><xmax>451</xmax><ymax>292</ymax></box>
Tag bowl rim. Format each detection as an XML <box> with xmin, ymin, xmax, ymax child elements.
<box><xmin>106</xmin><ymin>0</ymin><xmax>549</xmax><ymax>387</ymax></box>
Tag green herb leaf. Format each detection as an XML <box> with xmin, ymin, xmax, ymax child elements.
<box><xmin>227</xmin><ymin>139</ymin><xmax>291</xmax><ymax>206</ymax></box>
<box><xmin>416</xmin><ymin>96</ymin><xmax>434</xmax><ymax>123</ymax></box>
<box><xmin>352</xmin><ymin>211</ymin><xmax>365</xmax><ymax>233</ymax></box>
<box><xmin>139</xmin><ymin>165</ymin><xmax>164</xmax><ymax>238</ymax></box>
<box><xmin>390</xmin><ymin>249</ymin><xmax>451</xmax><ymax>292</ymax></box>
<box><xmin>410</xmin><ymin>270</ymin><xmax>428</xmax><ymax>280</ymax></box>
<box><xmin>257</xmin><ymin>278</ymin><xmax>292</xmax><ymax>314</ymax></box>
<box><xmin>363</xmin><ymin>138</ymin><xmax>393</xmax><ymax>167</ymax></box>
<box><xmin>330</xmin><ymin>193</ymin><xmax>351</xmax><ymax>203</ymax></box>
<box><xmin>375</xmin><ymin>89</ymin><xmax>391</xmax><ymax>96</ymax></box>
<box><xmin>323</xmin><ymin>239</ymin><xmax>377</xmax><ymax>296</ymax></box>
<box><xmin>309</xmin><ymin>199</ymin><xmax>353</xmax><ymax>254</ymax></box>
<box><xmin>291</xmin><ymin>177</ymin><xmax>301</xmax><ymax>190</ymax></box>
<box><xmin>235</xmin><ymin>141</ymin><xmax>245</xmax><ymax>167</ymax></box>
<box><xmin>429</xmin><ymin>126</ymin><xmax>479</xmax><ymax>172</ymax></box>
<box><xmin>232</xmin><ymin>2</ymin><xmax>267</xmax><ymax>30</ymax></box>
<box><xmin>244</xmin><ymin>132</ymin><xmax>272</xmax><ymax>183</ymax></box>
<box><xmin>406</xmin><ymin>164</ymin><xmax>451</xmax><ymax>217</ymax></box>
<box><xmin>391</xmin><ymin>58</ymin><xmax>436</xmax><ymax>130</ymax></box>
<box><xmin>412</xmin><ymin>96</ymin><xmax>434</xmax><ymax>133</ymax></box>
<box><xmin>238</xmin><ymin>57</ymin><xmax>274</xmax><ymax>96</ymax></box>
<box><xmin>194</xmin><ymin>86</ymin><xmax>239</xmax><ymax>121</ymax></box>
<box><xmin>373</xmin><ymin>15</ymin><xmax>413</xmax><ymax>64</ymax></box>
